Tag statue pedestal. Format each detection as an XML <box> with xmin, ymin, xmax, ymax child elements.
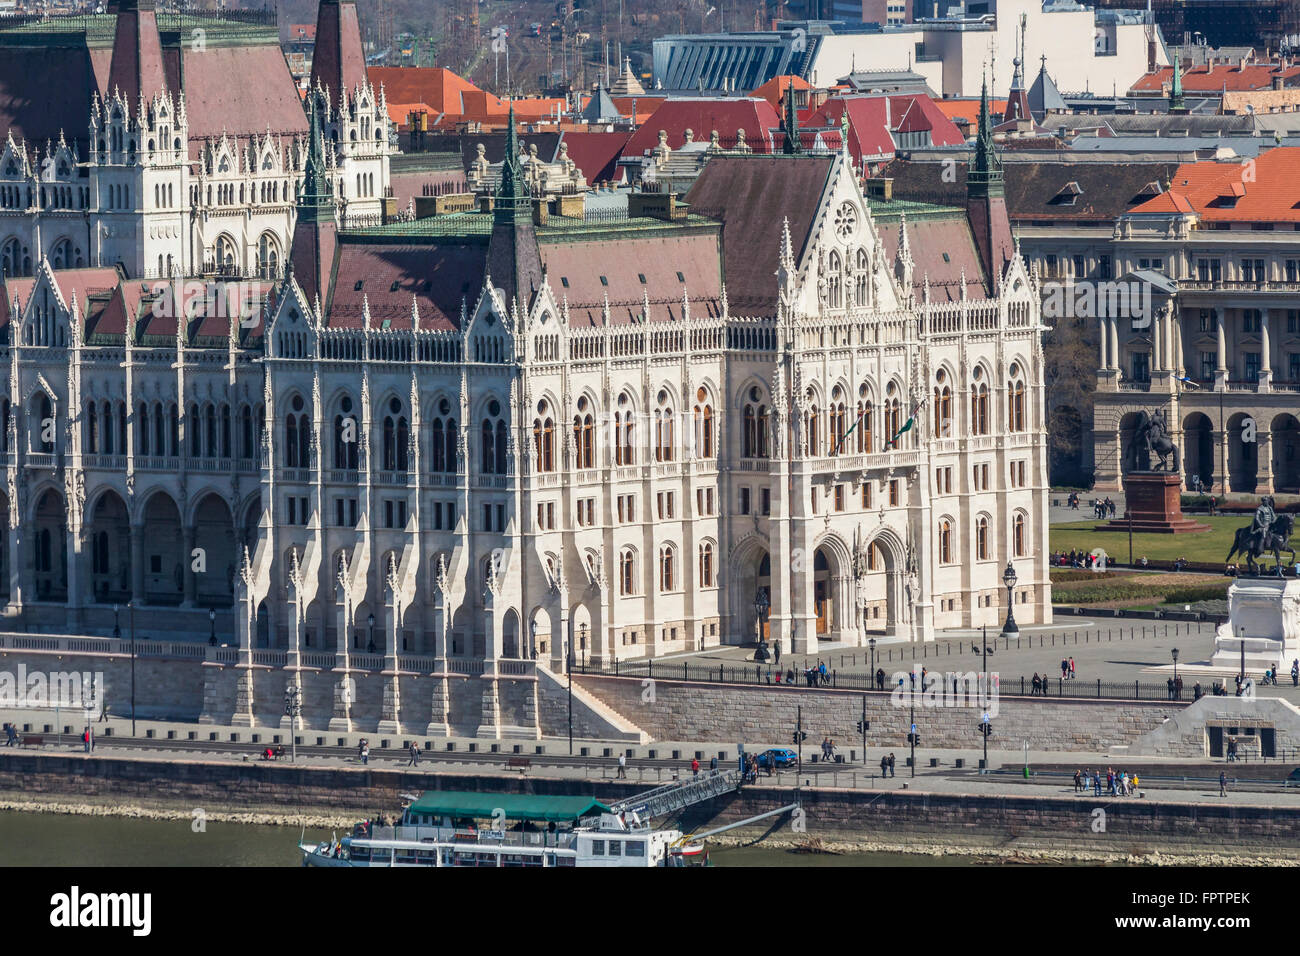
<box><xmin>1212</xmin><ymin>577</ymin><xmax>1300</xmax><ymax>673</ymax></box>
<box><xmin>1096</xmin><ymin>473</ymin><xmax>1210</xmax><ymax>534</ymax></box>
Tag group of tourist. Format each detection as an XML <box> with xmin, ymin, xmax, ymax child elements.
<box><xmin>1052</xmin><ymin>550</ymin><xmax>1103</xmax><ymax>569</ymax></box>
<box><xmin>1093</xmin><ymin>498</ymin><xmax>1117</xmax><ymax>520</ymax></box>
<box><xmin>879</xmin><ymin>753</ymin><xmax>897</xmax><ymax>777</ymax></box>
<box><xmin>1059</xmin><ymin>657</ymin><xmax>1077</xmax><ymax>680</ymax></box>
<box><xmin>1030</xmin><ymin>673</ymin><xmax>1056</xmax><ymax>695</ymax></box>
<box><xmin>1074</xmin><ymin>767</ymin><xmax>1139</xmax><ymax>797</ymax></box>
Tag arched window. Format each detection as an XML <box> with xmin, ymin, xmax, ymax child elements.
<box><xmin>1013</xmin><ymin>512</ymin><xmax>1027</xmax><ymax>557</ymax></box>
<box><xmin>573</xmin><ymin>397</ymin><xmax>595</xmax><ymax>469</ymax></box>
<box><xmin>693</xmin><ymin>387</ymin><xmax>713</xmax><ymax>459</ymax></box>
<box><xmin>84</xmin><ymin>401</ymin><xmax>99</xmax><ymax>453</ymax></box>
<box><xmin>698</xmin><ymin>542</ymin><xmax>714</xmax><ymax>587</ymax></box>
<box><xmin>1008</xmin><ymin>365</ymin><xmax>1027</xmax><ymax>432</ymax></box>
<box><xmin>659</xmin><ymin>546</ymin><xmax>675</xmax><ymax>592</ymax></box>
<box><xmin>334</xmin><ymin>396</ymin><xmax>359</xmax><ymax>469</ymax></box>
<box><xmin>137</xmin><ymin>401</ymin><xmax>150</xmax><ymax>455</ymax></box>
<box><xmin>854</xmin><ymin>248</ymin><xmax>869</xmax><ymax>306</ymax></box>
<box><xmin>933</xmin><ymin>369</ymin><xmax>952</xmax><ymax>439</ymax></box>
<box><xmin>619</xmin><ymin>549</ymin><xmax>635</xmax><ymax>596</ymax></box>
<box><xmin>884</xmin><ymin>392</ymin><xmax>901</xmax><ymax>449</ymax></box>
<box><xmin>828</xmin><ymin>387</ymin><xmax>846</xmax><ymax>456</ymax></box>
<box><xmin>976</xmin><ymin>516</ymin><xmax>990</xmax><ymax>561</ymax></box>
<box><xmin>431</xmin><ymin>418</ymin><xmax>446</xmax><ymax>472</ymax></box>
<box><xmin>284</xmin><ymin>395</ymin><xmax>309</xmax><ymax>468</ymax></box>
<box><xmin>856</xmin><ymin>385</ymin><xmax>873</xmax><ymax>453</ymax></box>
<box><xmin>481</xmin><ymin>399</ymin><xmax>507</xmax><ymax>475</ymax></box>
<box><xmin>804</xmin><ymin>390</ymin><xmax>820</xmax><ymax>456</ymax></box>
<box><xmin>743</xmin><ymin>403</ymin><xmax>757</xmax><ymax>458</ymax></box>
<box><xmin>938</xmin><ymin>518</ymin><xmax>953</xmax><ymax>564</ymax></box>
<box><xmin>827</xmin><ymin>250</ymin><xmax>843</xmax><ymax>308</ymax></box>
<box><xmin>614</xmin><ymin>394</ymin><xmax>634</xmax><ymax>466</ymax></box>
<box><xmin>654</xmin><ymin>390</ymin><xmax>674</xmax><ymax>462</ymax></box>
<box><xmin>256</xmin><ymin>232</ymin><xmax>280</xmax><ymax>279</ymax></box>
<box><xmin>495</xmin><ymin>420</ymin><xmax>508</xmax><ymax>475</ymax></box>
<box><xmin>971</xmin><ymin>368</ymin><xmax>989</xmax><ymax>436</ymax></box>
<box><xmin>382</xmin><ymin>398</ymin><xmax>408</xmax><ymax>471</ymax></box>
<box><xmin>532</xmin><ymin>400</ymin><xmax>555</xmax><ymax>472</ymax></box>
<box><xmin>205</xmin><ymin>404</ymin><xmax>217</xmax><ymax>457</ymax></box>
<box><xmin>480</xmin><ymin>419</ymin><xmax>495</xmax><ymax>474</ymax></box>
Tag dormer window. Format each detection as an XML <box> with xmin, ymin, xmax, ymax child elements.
<box><xmin>1050</xmin><ymin>181</ymin><xmax>1083</xmax><ymax>206</ymax></box>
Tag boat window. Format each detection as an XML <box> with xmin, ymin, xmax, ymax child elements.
<box><xmin>626</xmin><ymin>841</ymin><xmax>646</xmax><ymax>857</ymax></box>
<box><xmin>351</xmin><ymin>846</ymin><xmax>371</xmax><ymax>862</ymax></box>
<box><xmin>415</xmin><ymin>850</ymin><xmax>437</xmax><ymax>865</ymax></box>
<box><xmin>370</xmin><ymin>848</ymin><xmax>392</xmax><ymax>863</ymax></box>
<box><xmin>590</xmin><ymin>839</ymin><xmax>605</xmax><ymax>856</ymax></box>
<box><xmin>608</xmin><ymin>840</ymin><xmax>623</xmax><ymax>856</ymax></box>
<box><xmin>395</xmin><ymin>849</ymin><xmax>418</xmax><ymax>865</ymax></box>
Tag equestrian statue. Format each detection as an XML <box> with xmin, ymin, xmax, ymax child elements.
<box><xmin>1124</xmin><ymin>409</ymin><xmax>1178</xmax><ymax>473</ymax></box>
<box><xmin>1225</xmin><ymin>496</ymin><xmax>1297</xmax><ymax>575</ymax></box>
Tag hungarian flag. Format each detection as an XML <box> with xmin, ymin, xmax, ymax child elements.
<box><xmin>888</xmin><ymin>398</ymin><xmax>926</xmax><ymax>449</ymax></box>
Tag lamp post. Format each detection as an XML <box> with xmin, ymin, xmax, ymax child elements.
<box><xmin>208</xmin><ymin>607</ymin><xmax>216</xmax><ymax>646</ymax></box>
<box><xmin>368</xmin><ymin>613</ymin><xmax>376</xmax><ymax>654</ymax></box>
<box><xmin>529</xmin><ymin>619</ymin><xmax>537</xmax><ymax>660</ymax></box>
<box><xmin>566</xmin><ymin>632</ymin><xmax>574</xmax><ymax>755</ymax></box>
<box><xmin>1239</xmin><ymin>625</ymin><xmax>1246</xmax><ymax>689</ymax></box>
<box><xmin>579</xmin><ymin>622</ymin><xmax>588</xmax><ymax>670</ymax></box>
<box><xmin>868</xmin><ymin>637</ymin><xmax>877</xmax><ymax>680</ymax></box>
<box><xmin>128</xmin><ymin>601</ymin><xmax>136</xmax><ymax>737</ymax></box>
<box><xmin>753</xmin><ymin>587</ymin><xmax>770</xmax><ymax>661</ymax></box>
<box><xmin>1000</xmin><ymin>561</ymin><xmax>1019</xmax><ymax>639</ymax></box>
<box><xmin>283</xmin><ymin>684</ymin><xmax>301</xmax><ymax>762</ymax></box>
<box><xmin>980</xmin><ymin>712</ymin><xmax>991</xmax><ymax>770</ymax></box>
<box><xmin>1172</xmin><ymin>647</ymin><xmax>1180</xmax><ymax>693</ymax></box>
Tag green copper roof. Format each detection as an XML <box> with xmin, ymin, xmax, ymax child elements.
<box><xmin>407</xmin><ymin>791</ymin><xmax>611</xmax><ymax>823</ymax></box>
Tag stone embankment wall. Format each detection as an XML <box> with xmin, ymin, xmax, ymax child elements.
<box><xmin>573</xmin><ymin>676</ymin><xmax>1182</xmax><ymax>751</ymax></box>
<box><xmin>3</xmin><ymin>753</ymin><xmax>1297</xmax><ymax>855</ymax></box>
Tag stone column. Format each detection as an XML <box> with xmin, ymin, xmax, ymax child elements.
<box><xmin>1098</xmin><ymin>315</ymin><xmax>1108</xmax><ymax>370</ymax></box>
<box><xmin>1216</xmin><ymin>313</ymin><xmax>1229</xmax><ymax>390</ymax></box>
<box><xmin>1218</xmin><ymin>429</ymin><xmax>1232</xmax><ymax>495</ymax></box>
<box><xmin>1260</xmin><ymin>311</ymin><xmax>1273</xmax><ymax>392</ymax></box>
<box><xmin>181</xmin><ymin>525</ymin><xmax>197</xmax><ymax>606</ymax></box>
<box><xmin>476</xmin><ymin>604</ymin><xmax>501</xmax><ymax>737</ymax></box>
<box><xmin>329</xmin><ymin>589</ymin><xmax>353</xmax><ymax>732</ymax></box>
<box><xmin>377</xmin><ymin>598</ymin><xmax>402</xmax><ymax>734</ymax></box>
<box><xmin>1108</xmin><ymin>317</ymin><xmax>1120</xmax><ymax>370</ymax></box>
<box><xmin>1258</xmin><ymin>430</ymin><xmax>1275</xmax><ymax>494</ymax></box>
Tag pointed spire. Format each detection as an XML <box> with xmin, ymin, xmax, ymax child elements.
<box><xmin>782</xmin><ymin>76</ymin><xmax>803</xmax><ymax>155</ymax></box>
<box><xmin>496</xmin><ymin>98</ymin><xmax>530</xmax><ymax>221</ymax></box>
<box><xmin>968</xmin><ymin>74</ymin><xmax>1004</xmax><ymax>200</ymax></box>
<box><xmin>779</xmin><ymin>216</ymin><xmax>795</xmax><ymax>274</ymax></box>
<box><xmin>1170</xmin><ymin>49</ymin><xmax>1185</xmax><ymax>113</ymax></box>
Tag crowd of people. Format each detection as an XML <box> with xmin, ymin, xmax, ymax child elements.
<box><xmin>1074</xmin><ymin>767</ymin><xmax>1139</xmax><ymax>797</ymax></box>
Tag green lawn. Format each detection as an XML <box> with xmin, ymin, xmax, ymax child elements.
<box><xmin>1049</xmin><ymin>515</ymin><xmax>1245</xmax><ymax>565</ymax></box>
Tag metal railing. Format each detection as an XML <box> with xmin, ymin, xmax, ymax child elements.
<box><xmin>582</xmin><ymin>658</ymin><xmax>1200</xmax><ymax>703</ymax></box>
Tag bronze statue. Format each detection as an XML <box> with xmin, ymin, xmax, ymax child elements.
<box><xmin>1226</xmin><ymin>497</ymin><xmax>1296</xmax><ymax>574</ymax></box>
<box><xmin>1124</xmin><ymin>409</ymin><xmax>1178</xmax><ymax>473</ymax></box>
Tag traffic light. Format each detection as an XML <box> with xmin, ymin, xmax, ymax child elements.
<box><xmin>792</xmin><ymin>730</ymin><xmax>808</xmax><ymax>744</ymax></box>
<box><xmin>977</xmin><ymin>723</ymin><xmax>993</xmax><ymax>738</ymax></box>
<box><xmin>856</xmin><ymin>720</ymin><xmax>869</xmax><ymax>733</ymax></box>
<box><xmin>906</xmin><ymin>732</ymin><xmax>920</xmax><ymax>746</ymax></box>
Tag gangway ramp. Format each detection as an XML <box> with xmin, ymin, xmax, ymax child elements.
<box><xmin>610</xmin><ymin>769</ymin><xmax>742</xmax><ymax>819</ymax></box>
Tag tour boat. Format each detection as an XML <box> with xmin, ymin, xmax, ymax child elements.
<box><xmin>298</xmin><ymin>790</ymin><xmax>703</xmax><ymax>868</ymax></box>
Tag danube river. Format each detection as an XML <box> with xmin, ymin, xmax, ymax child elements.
<box><xmin>0</xmin><ymin>811</ymin><xmax>980</xmax><ymax>867</ymax></box>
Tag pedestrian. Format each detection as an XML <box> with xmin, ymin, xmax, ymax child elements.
<box><xmin>1073</xmin><ymin>769</ymin><xmax>1081</xmax><ymax>793</ymax></box>
<box><xmin>773</xmin><ymin>642</ymin><xmax>781</xmax><ymax>666</ymax></box>
<box><xmin>880</xmin><ymin>754</ymin><xmax>889</xmax><ymax>777</ymax></box>
<box><xmin>360</xmin><ymin>739</ymin><xmax>370</xmax><ymax>765</ymax></box>
<box><xmin>83</xmin><ymin>725</ymin><xmax>92</xmax><ymax>754</ymax></box>
<box><xmin>408</xmin><ymin>741</ymin><xmax>419</xmax><ymax>766</ymax></box>
<box><xmin>617</xmin><ymin>752</ymin><xmax>627</xmax><ymax>778</ymax></box>
<box><xmin>1068</xmin><ymin>657</ymin><xmax>1075</xmax><ymax>680</ymax></box>
<box><xmin>887</xmin><ymin>752</ymin><xmax>896</xmax><ymax>777</ymax></box>
<box><xmin>1093</xmin><ymin>771</ymin><xmax>1102</xmax><ymax>796</ymax></box>
<box><xmin>710</xmin><ymin>755</ymin><xmax>718</xmax><ymax>773</ymax></box>
<box><xmin>1061</xmin><ymin>658</ymin><xmax>1068</xmax><ymax>681</ymax></box>
<box><xmin>691</xmin><ymin>757</ymin><xmax>700</xmax><ymax>780</ymax></box>
<box><xmin>876</xmin><ymin>667</ymin><xmax>885</xmax><ymax>690</ymax></box>
<box><xmin>1220</xmin><ymin>770</ymin><xmax>1227</xmax><ymax>797</ymax></box>
<box><xmin>1032</xmin><ymin>672</ymin><xmax>1041</xmax><ymax>695</ymax></box>
<box><xmin>1292</xmin><ymin>659</ymin><xmax>1298</xmax><ymax>687</ymax></box>
<box><xmin>819</xmin><ymin>660</ymin><xmax>828</xmax><ymax>684</ymax></box>
<box><xmin>99</xmin><ymin>703</ymin><xmax>110</xmax><ymax>724</ymax></box>
<box><xmin>787</xmin><ymin>666</ymin><xmax>796</xmax><ymax>685</ymax></box>
<box><xmin>1167</xmin><ymin>677</ymin><xmax>1175</xmax><ymax>700</ymax></box>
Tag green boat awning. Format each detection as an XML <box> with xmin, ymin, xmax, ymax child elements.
<box><xmin>406</xmin><ymin>791</ymin><xmax>612</xmax><ymax>823</ymax></box>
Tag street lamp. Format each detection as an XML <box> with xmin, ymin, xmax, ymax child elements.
<box><xmin>367</xmin><ymin>613</ymin><xmax>376</xmax><ymax>654</ymax></box>
<box><xmin>283</xmin><ymin>684</ymin><xmax>302</xmax><ymax>762</ymax></box>
<box><xmin>579</xmin><ymin>622</ymin><xmax>588</xmax><ymax>670</ymax></box>
<box><xmin>1172</xmin><ymin>647</ymin><xmax>1180</xmax><ymax>691</ymax></box>
<box><xmin>753</xmin><ymin>587</ymin><xmax>770</xmax><ymax>661</ymax></box>
<box><xmin>980</xmin><ymin>712</ymin><xmax>992</xmax><ymax>770</ymax></box>
<box><xmin>209</xmin><ymin>607</ymin><xmax>216</xmax><ymax>646</ymax></box>
<box><xmin>1000</xmin><ymin>561</ymin><xmax>1019</xmax><ymax>638</ymax></box>
<box><xmin>529</xmin><ymin>619</ymin><xmax>537</xmax><ymax>660</ymax></box>
<box><xmin>1239</xmin><ymin>625</ymin><xmax>1246</xmax><ymax>690</ymax></box>
<box><xmin>868</xmin><ymin>637</ymin><xmax>877</xmax><ymax>682</ymax></box>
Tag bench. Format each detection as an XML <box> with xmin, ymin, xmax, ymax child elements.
<box><xmin>20</xmin><ymin>736</ymin><xmax>43</xmax><ymax>747</ymax></box>
<box><xmin>506</xmin><ymin>756</ymin><xmax>531</xmax><ymax>773</ymax></box>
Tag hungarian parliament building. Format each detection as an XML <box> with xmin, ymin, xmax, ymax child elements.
<box><xmin>0</xmin><ymin>2</ymin><xmax>1050</xmax><ymax>700</ymax></box>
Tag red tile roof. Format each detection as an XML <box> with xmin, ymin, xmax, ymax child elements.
<box><xmin>877</xmin><ymin>215</ymin><xmax>988</xmax><ymax>302</ymax></box>
<box><xmin>1129</xmin><ymin>63</ymin><xmax>1300</xmax><ymax>94</ymax></box>
<box><xmin>805</xmin><ymin>95</ymin><xmax>966</xmax><ymax>165</ymax></box>
<box><xmin>0</xmin><ymin>266</ymin><xmax>122</xmax><ymax>330</ymax></box>
<box><xmin>624</xmin><ymin>98</ymin><xmax>783</xmax><ymax>158</ymax></box>
<box><xmin>556</xmin><ymin>129</ymin><xmax>634</xmax><ymax>184</ymax></box>
<box><xmin>1129</xmin><ymin>148</ymin><xmax>1300</xmax><ymax>221</ymax></box>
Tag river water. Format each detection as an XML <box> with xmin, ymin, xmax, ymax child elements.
<box><xmin>0</xmin><ymin>810</ymin><xmax>982</xmax><ymax>867</ymax></box>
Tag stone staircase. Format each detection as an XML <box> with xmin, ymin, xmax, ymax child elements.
<box><xmin>535</xmin><ymin>664</ymin><xmax>649</xmax><ymax>743</ymax></box>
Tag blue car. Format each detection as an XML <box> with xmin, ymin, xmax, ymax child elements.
<box><xmin>755</xmin><ymin>748</ymin><xmax>798</xmax><ymax>771</ymax></box>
